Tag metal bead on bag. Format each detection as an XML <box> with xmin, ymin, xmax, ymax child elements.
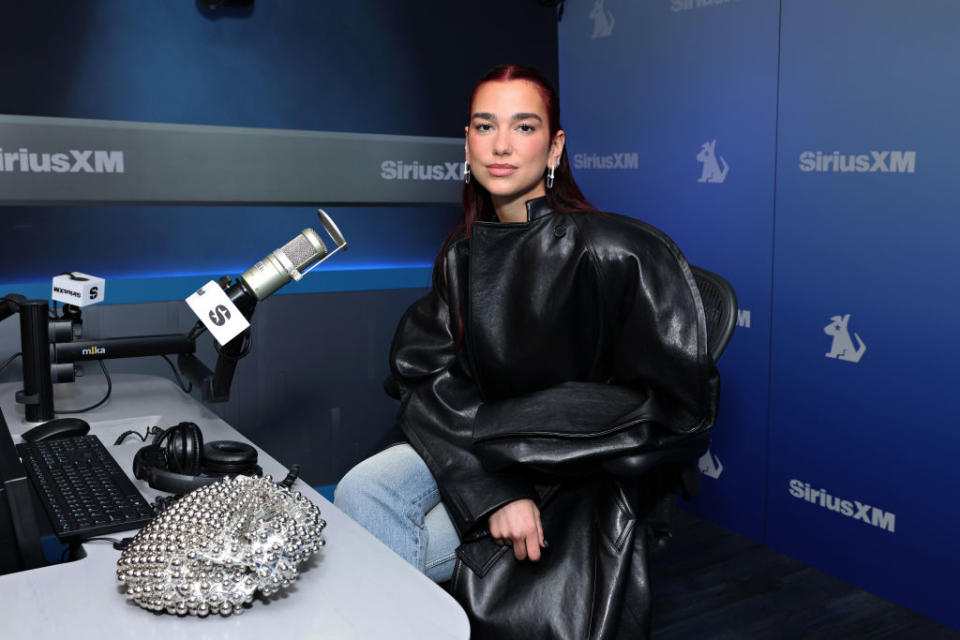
<box><xmin>116</xmin><ymin>474</ymin><xmax>326</xmax><ymax>617</ymax></box>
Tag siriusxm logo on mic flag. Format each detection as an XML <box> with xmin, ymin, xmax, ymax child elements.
<box><xmin>51</xmin><ymin>272</ymin><xmax>105</xmax><ymax>307</ymax></box>
<box><xmin>186</xmin><ymin>282</ymin><xmax>249</xmax><ymax>346</ymax></box>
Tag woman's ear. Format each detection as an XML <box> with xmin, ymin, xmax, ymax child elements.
<box><xmin>549</xmin><ymin>130</ymin><xmax>566</xmax><ymax>167</ymax></box>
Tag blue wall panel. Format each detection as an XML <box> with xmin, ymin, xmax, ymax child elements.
<box><xmin>0</xmin><ymin>204</ymin><xmax>450</xmax><ymax>287</ymax></box>
<box><xmin>559</xmin><ymin>0</ymin><xmax>780</xmax><ymax>543</ymax></box>
<box><xmin>562</xmin><ymin>0</ymin><xmax>960</xmax><ymax>630</ymax></box>
<box><xmin>768</xmin><ymin>0</ymin><xmax>960</xmax><ymax>626</ymax></box>
<box><xmin>0</xmin><ymin>2</ymin><xmax>557</xmax><ymax>137</ymax></box>
<box><xmin>0</xmin><ymin>0</ymin><xmax>557</xmax><ymax>286</ymax></box>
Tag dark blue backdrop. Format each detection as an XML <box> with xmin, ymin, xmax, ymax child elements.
<box><xmin>560</xmin><ymin>0</ymin><xmax>960</xmax><ymax>630</ymax></box>
<box><xmin>559</xmin><ymin>0</ymin><xmax>779</xmax><ymax>545</ymax></box>
<box><xmin>767</xmin><ymin>0</ymin><xmax>960</xmax><ymax>624</ymax></box>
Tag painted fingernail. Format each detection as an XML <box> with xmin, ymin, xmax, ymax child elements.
<box><xmin>542</xmin><ymin>539</ymin><xmax>550</xmax><ymax>548</ymax></box>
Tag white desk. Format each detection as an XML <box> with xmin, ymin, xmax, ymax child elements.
<box><xmin>0</xmin><ymin>374</ymin><xmax>469</xmax><ymax>640</ymax></box>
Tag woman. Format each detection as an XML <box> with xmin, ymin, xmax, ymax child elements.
<box><xmin>336</xmin><ymin>65</ymin><xmax>718</xmax><ymax>638</ymax></box>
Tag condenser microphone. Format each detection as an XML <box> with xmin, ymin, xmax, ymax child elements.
<box><xmin>239</xmin><ymin>209</ymin><xmax>347</xmax><ymax>301</ymax></box>
<box><xmin>186</xmin><ymin>209</ymin><xmax>347</xmax><ymax>347</ymax></box>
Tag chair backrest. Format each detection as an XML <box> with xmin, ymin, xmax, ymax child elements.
<box><xmin>689</xmin><ymin>265</ymin><xmax>737</xmax><ymax>362</ymax></box>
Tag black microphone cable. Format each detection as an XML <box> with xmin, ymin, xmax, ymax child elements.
<box><xmin>160</xmin><ymin>354</ymin><xmax>192</xmax><ymax>393</ymax></box>
<box><xmin>55</xmin><ymin>359</ymin><xmax>112</xmax><ymax>414</ymax></box>
<box><xmin>0</xmin><ymin>352</ymin><xmax>22</xmax><ymax>378</ymax></box>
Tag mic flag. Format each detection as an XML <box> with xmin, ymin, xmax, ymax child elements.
<box><xmin>185</xmin><ymin>281</ymin><xmax>251</xmax><ymax>346</ymax></box>
<box><xmin>51</xmin><ymin>272</ymin><xmax>105</xmax><ymax>307</ymax></box>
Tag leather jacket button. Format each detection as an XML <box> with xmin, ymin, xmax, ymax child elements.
<box><xmin>554</xmin><ymin>225</ymin><xmax>567</xmax><ymax>238</ymax></box>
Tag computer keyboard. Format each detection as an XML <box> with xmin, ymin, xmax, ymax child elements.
<box><xmin>17</xmin><ymin>434</ymin><xmax>155</xmax><ymax>539</ymax></box>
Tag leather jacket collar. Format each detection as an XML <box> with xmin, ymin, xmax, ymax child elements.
<box><xmin>525</xmin><ymin>196</ymin><xmax>553</xmax><ymax>222</ymax></box>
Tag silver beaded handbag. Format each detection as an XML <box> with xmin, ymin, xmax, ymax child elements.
<box><xmin>116</xmin><ymin>474</ymin><xmax>326</xmax><ymax>616</ymax></box>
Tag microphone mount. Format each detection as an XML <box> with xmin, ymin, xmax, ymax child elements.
<box><xmin>2</xmin><ymin>208</ymin><xmax>346</xmax><ymax>420</ymax></box>
<box><xmin>2</xmin><ymin>277</ymin><xmax>255</xmax><ymax>422</ymax></box>
<box><xmin>177</xmin><ymin>275</ymin><xmax>258</xmax><ymax>403</ymax></box>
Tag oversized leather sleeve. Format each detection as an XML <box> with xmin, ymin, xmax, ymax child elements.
<box><xmin>389</xmin><ymin>257</ymin><xmax>538</xmax><ymax>535</ymax></box>
<box><xmin>587</xmin><ymin>213</ymin><xmax>719</xmax><ymax>432</ymax></box>
<box><xmin>472</xmin><ymin>214</ymin><xmax>720</xmax><ymax>476</ymax></box>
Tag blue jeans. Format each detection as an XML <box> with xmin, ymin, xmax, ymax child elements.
<box><xmin>334</xmin><ymin>443</ymin><xmax>461</xmax><ymax>583</ymax></box>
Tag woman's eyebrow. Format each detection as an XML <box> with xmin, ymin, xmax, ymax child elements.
<box><xmin>470</xmin><ymin>112</ymin><xmax>544</xmax><ymax>122</ymax></box>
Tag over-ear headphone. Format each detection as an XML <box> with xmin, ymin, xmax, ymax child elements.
<box><xmin>132</xmin><ymin>422</ymin><xmax>261</xmax><ymax>495</ymax></box>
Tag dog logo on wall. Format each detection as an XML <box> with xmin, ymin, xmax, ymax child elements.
<box><xmin>824</xmin><ymin>314</ymin><xmax>866</xmax><ymax>363</ymax></box>
<box><xmin>697</xmin><ymin>140</ymin><xmax>729</xmax><ymax>183</ymax></box>
<box><xmin>698</xmin><ymin>448</ymin><xmax>723</xmax><ymax>479</ymax></box>
<box><xmin>589</xmin><ymin>0</ymin><xmax>615</xmax><ymax>39</ymax></box>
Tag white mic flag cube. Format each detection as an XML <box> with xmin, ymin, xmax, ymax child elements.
<box><xmin>51</xmin><ymin>272</ymin><xmax>106</xmax><ymax>307</ymax></box>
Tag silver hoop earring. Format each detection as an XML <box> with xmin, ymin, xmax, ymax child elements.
<box><xmin>464</xmin><ymin>162</ymin><xmax>471</xmax><ymax>184</ymax></box>
<box><xmin>546</xmin><ymin>163</ymin><xmax>556</xmax><ymax>189</ymax></box>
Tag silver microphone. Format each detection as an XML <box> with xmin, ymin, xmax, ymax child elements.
<box><xmin>240</xmin><ymin>209</ymin><xmax>347</xmax><ymax>301</ymax></box>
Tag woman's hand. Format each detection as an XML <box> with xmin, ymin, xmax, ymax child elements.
<box><xmin>488</xmin><ymin>498</ymin><xmax>545</xmax><ymax>562</ymax></box>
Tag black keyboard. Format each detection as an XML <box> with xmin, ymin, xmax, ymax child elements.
<box><xmin>17</xmin><ymin>435</ymin><xmax>155</xmax><ymax>539</ymax></box>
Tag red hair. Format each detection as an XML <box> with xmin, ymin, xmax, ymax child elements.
<box><xmin>434</xmin><ymin>64</ymin><xmax>596</xmax><ymax>292</ymax></box>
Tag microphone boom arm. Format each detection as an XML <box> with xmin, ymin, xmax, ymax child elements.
<box><xmin>4</xmin><ymin>209</ymin><xmax>345</xmax><ymax>416</ymax></box>
<box><xmin>178</xmin><ymin>276</ymin><xmax>257</xmax><ymax>403</ymax></box>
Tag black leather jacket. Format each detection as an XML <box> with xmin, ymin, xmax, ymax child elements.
<box><xmin>389</xmin><ymin>197</ymin><xmax>719</xmax><ymax>639</ymax></box>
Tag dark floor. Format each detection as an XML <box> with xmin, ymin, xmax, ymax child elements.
<box><xmin>649</xmin><ymin>510</ymin><xmax>959</xmax><ymax>640</ymax></box>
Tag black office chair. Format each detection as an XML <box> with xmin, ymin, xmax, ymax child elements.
<box><xmin>644</xmin><ymin>265</ymin><xmax>737</xmax><ymax>553</ymax></box>
<box><xmin>690</xmin><ymin>265</ymin><xmax>738</xmax><ymax>364</ymax></box>
<box><xmin>681</xmin><ymin>265</ymin><xmax>738</xmax><ymax>491</ymax></box>
<box><xmin>380</xmin><ymin>264</ymin><xmax>738</xmax><ymax>632</ymax></box>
